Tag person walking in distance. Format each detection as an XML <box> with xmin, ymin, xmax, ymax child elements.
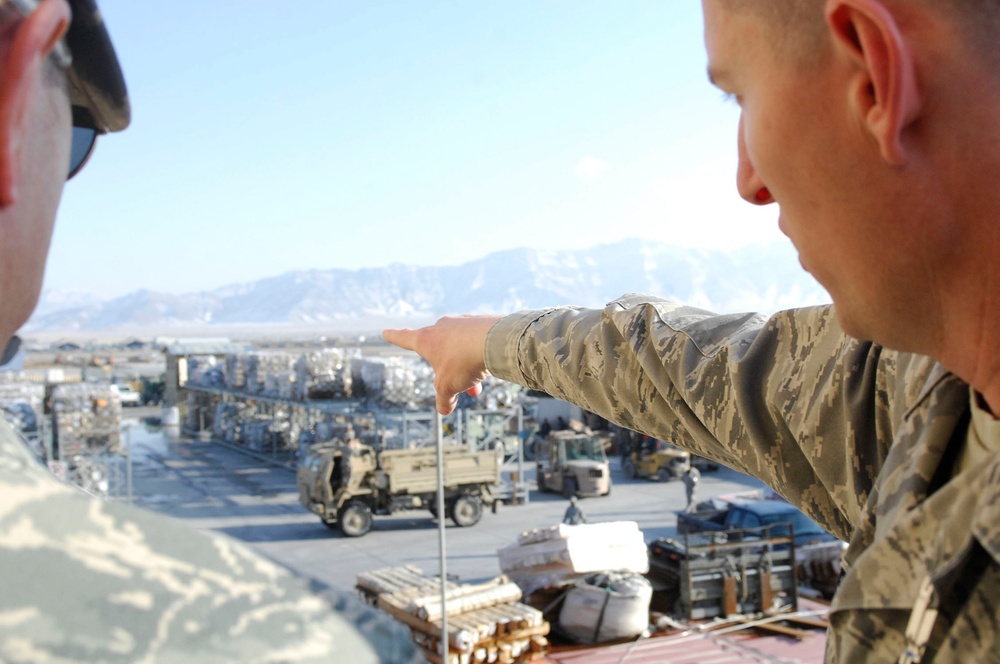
<box><xmin>563</xmin><ymin>496</ymin><xmax>586</xmax><ymax>525</ymax></box>
<box><xmin>682</xmin><ymin>463</ymin><xmax>700</xmax><ymax>513</ymax></box>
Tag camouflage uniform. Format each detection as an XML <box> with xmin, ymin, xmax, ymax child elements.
<box><xmin>485</xmin><ymin>294</ymin><xmax>1000</xmax><ymax>663</ymax></box>
<box><xmin>0</xmin><ymin>422</ymin><xmax>422</xmax><ymax>663</ymax></box>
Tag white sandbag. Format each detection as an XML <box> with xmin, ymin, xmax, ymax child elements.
<box><xmin>558</xmin><ymin>572</ymin><xmax>652</xmax><ymax>644</ymax></box>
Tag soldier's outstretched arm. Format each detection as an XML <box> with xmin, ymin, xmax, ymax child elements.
<box><xmin>384</xmin><ymin>315</ymin><xmax>501</xmax><ymax>414</ymax></box>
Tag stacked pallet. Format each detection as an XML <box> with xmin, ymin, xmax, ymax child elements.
<box><xmin>0</xmin><ymin>382</ymin><xmax>44</xmax><ymax>434</ymax></box>
<box><xmin>264</xmin><ymin>370</ymin><xmax>297</xmax><ymax>399</ymax></box>
<box><xmin>186</xmin><ymin>355</ymin><xmax>221</xmax><ymax>386</ymax></box>
<box><xmin>225</xmin><ymin>353</ymin><xmax>248</xmax><ymax>390</ymax></box>
<box><xmin>51</xmin><ymin>383</ymin><xmax>122</xmax><ymax>456</ymax></box>
<box><xmin>357</xmin><ymin>565</ymin><xmax>549</xmax><ymax>664</ymax></box>
<box><xmin>212</xmin><ymin>401</ymin><xmax>256</xmax><ymax>443</ymax></box>
<box><xmin>293</xmin><ymin>348</ymin><xmax>353</xmax><ymax>400</ymax></box>
<box><xmin>358</xmin><ymin>358</ymin><xmax>435</xmax><ymax>408</ymax></box>
<box><xmin>245</xmin><ymin>351</ymin><xmax>297</xmax><ymax>395</ymax></box>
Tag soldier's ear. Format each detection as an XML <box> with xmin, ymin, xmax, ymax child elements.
<box><xmin>0</xmin><ymin>0</ymin><xmax>71</xmax><ymax>207</ymax></box>
<box><xmin>825</xmin><ymin>0</ymin><xmax>920</xmax><ymax>165</ymax></box>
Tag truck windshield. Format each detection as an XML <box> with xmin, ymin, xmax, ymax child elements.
<box><xmin>564</xmin><ymin>437</ymin><xmax>604</xmax><ymax>461</ymax></box>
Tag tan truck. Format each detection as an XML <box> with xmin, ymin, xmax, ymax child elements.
<box><xmin>534</xmin><ymin>430</ymin><xmax>612</xmax><ymax>498</ymax></box>
<box><xmin>297</xmin><ymin>441</ymin><xmax>501</xmax><ymax>537</ymax></box>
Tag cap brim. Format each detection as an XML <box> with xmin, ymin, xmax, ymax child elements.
<box><xmin>64</xmin><ymin>0</ymin><xmax>130</xmax><ymax>133</ymax></box>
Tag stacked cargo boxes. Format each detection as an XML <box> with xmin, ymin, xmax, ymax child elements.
<box><xmin>52</xmin><ymin>383</ymin><xmax>122</xmax><ymax>456</ymax></box>
<box><xmin>293</xmin><ymin>348</ymin><xmax>354</xmax><ymax>400</ymax></box>
<box><xmin>50</xmin><ymin>383</ymin><xmax>125</xmax><ymax>499</ymax></box>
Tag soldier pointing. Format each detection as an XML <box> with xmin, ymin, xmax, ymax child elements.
<box><xmin>385</xmin><ymin>0</ymin><xmax>1000</xmax><ymax>659</ymax></box>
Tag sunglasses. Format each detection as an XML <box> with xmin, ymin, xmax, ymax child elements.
<box><xmin>69</xmin><ymin>108</ymin><xmax>98</xmax><ymax>180</ymax></box>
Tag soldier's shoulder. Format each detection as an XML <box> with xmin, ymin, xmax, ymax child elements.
<box><xmin>0</xmin><ymin>454</ymin><xmax>418</xmax><ymax>663</ymax></box>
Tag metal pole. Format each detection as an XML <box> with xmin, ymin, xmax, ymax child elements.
<box><xmin>517</xmin><ymin>407</ymin><xmax>526</xmax><ymax>504</ymax></box>
<box><xmin>435</xmin><ymin>411</ymin><xmax>449</xmax><ymax>663</ymax></box>
<box><xmin>125</xmin><ymin>424</ymin><xmax>133</xmax><ymax>502</ymax></box>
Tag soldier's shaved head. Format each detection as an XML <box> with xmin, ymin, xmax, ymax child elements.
<box><xmin>718</xmin><ymin>0</ymin><xmax>1000</xmax><ymax>72</ymax></box>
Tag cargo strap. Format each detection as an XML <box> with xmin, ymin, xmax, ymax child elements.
<box><xmin>897</xmin><ymin>577</ymin><xmax>939</xmax><ymax>664</ymax></box>
<box><xmin>592</xmin><ymin>586</ymin><xmax>613</xmax><ymax>644</ymax></box>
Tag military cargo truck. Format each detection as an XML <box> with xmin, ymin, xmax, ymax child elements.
<box><xmin>297</xmin><ymin>441</ymin><xmax>501</xmax><ymax>537</ymax></box>
<box><xmin>534</xmin><ymin>430</ymin><xmax>611</xmax><ymax>498</ymax></box>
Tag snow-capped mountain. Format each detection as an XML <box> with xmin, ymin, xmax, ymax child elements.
<box><xmin>24</xmin><ymin>240</ymin><xmax>830</xmax><ymax>333</ymax></box>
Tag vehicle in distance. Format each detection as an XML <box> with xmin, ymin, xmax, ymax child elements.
<box><xmin>535</xmin><ymin>430</ymin><xmax>611</xmax><ymax>498</ymax></box>
<box><xmin>297</xmin><ymin>440</ymin><xmax>501</xmax><ymax>537</ymax></box>
<box><xmin>621</xmin><ymin>437</ymin><xmax>691</xmax><ymax>481</ymax></box>
<box><xmin>113</xmin><ymin>384</ymin><xmax>141</xmax><ymax>407</ymax></box>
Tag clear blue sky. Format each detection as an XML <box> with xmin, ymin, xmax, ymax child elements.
<box><xmin>49</xmin><ymin>2</ymin><xmax>785</xmax><ymax>299</ymax></box>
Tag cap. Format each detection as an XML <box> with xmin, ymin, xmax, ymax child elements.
<box><xmin>64</xmin><ymin>0</ymin><xmax>129</xmax><ymax>133</ymax></box>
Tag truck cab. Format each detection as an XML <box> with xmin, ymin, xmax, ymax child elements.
<box><xmin>535</xmin><ymin>430</ymin><xmax>611</xmax><ymax>498</ymax></box>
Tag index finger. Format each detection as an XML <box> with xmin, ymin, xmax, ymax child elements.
<box><xmin>383</xmin><ymin>328</ymin><xmax>417</xmax><ymax>351</ymax></box>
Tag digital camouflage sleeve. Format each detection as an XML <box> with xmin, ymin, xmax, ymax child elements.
<box><xmin>485</xmin><ymin>293</ymin><xmax>1000</xmax><ymax>663</ymax></box>
<box><xmin>0</xmin><ymin>422</ymin><xmax>423</xmax><ymax>663</ymax></box>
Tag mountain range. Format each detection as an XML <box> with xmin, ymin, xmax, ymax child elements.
<box><xmin>24</xmin><ymin>239</ymin><xmax>831</xmax><ymax>334</ymax></box>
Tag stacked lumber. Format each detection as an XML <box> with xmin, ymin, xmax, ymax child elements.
<box><xmin>357</xmin><ymin>565</ymin><xmax>549</xmax><ymax>664</ymax></box>
<box><xmin>497</xmin><ymin>522</ymin><xmax>649</xmax><ymax>595</ymax></box>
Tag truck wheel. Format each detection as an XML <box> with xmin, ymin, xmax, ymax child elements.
<box><xmin>657</xmin><ymin>467</ymin><xmax>672</xmax><ymax>482</ymax></box>
<box><xmin>450</xmin><ymin>494</ymin><xmax>483</xmax><ymax>527</ymax></box>
<box><xmin>338</xmin><ymin>501</ymin><xmax>373</xmax><ymax>537</ymax></box>
<box><xmin>622</xmin><ymin>458</ymin><xmax>638</xmax><ymax>479</ymax></box>
<box><xmin>562</xmin><ymin>478</ymin><xmax>578</xmax><ymax>499</ymax></box>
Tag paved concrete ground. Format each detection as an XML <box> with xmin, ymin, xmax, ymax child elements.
<box><xmin>125</xmin><ymin>417</ymin><xmax>767</xmax><ymax>593</ymax></box>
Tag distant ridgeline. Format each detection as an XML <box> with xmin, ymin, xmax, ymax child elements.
<box><xmin>26</xmin><ymin>240</ymin><xmax>829</xmax><ymax>333</ymax></box>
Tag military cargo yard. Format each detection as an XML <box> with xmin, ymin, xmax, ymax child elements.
<box><xmin>6</xmin><ymin>335</ymin><xmax>832</xmax><ymax>663</ymax></box>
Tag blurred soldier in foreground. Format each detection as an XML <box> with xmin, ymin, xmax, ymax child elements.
<box><xmin>0</xmin><ymin>1</ymin><xmax>417</xmax><ymax>661</ymax></box>
<box><xmin>386</xmin><ymin>0</ymin><xmax>1000</xmax><ymax>660</ymax></box>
